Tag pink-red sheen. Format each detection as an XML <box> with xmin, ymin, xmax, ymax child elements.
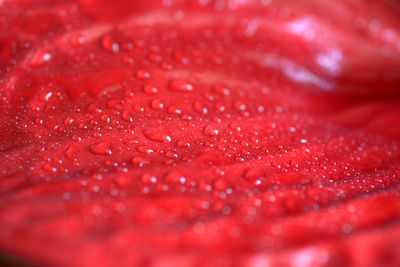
<box><xmin>1</xmin><ymin>0</ymin><xmax>400</xmax><ymax>266</ymax></box>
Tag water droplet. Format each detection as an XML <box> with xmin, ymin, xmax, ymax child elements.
<box><xmin>148</xmin><ymin>53</ymin><xmax>162</xmax><ymax>62</ymax></box>
<box><xmin>141</xmin><ymin>173</ymin><xmax>158</xmax><ymax>184</ymax></box>
<box><xmin>69</xmin><ymin>34</ymin><xmax>86</xmax><ymax>45</ymax></box>
<box><xmin>123</xmin><ymin>56</ymin><xmax>134</xmax><ymax>64</ymax></box>
<box><xmin>161</xmin><ymin>62</ymin><xmax>172</xmax><ymax>70</ymax></box>
<box><xmin>64</xmin><ymin>116</ymin><xmax>74</xmax><ymax>125</ymax></box>
<box><xmin>234</xmin><ymin>101</ymin><xmax>247</xmax><ymax>111</ymax></box>
<box><xmin>72</xmin><ymin>135</ymin><xmax>82</xmax><ymax>142</ymax></box>
<box><xmin>173</xmin><ymin>49</ymin><xmax>189</xmax><ymax>64</ymax></box>
<box><xmin>101</xmin><ymin>34</ymin><xmax>119</xmax><ymax>52</ymax></box>
<box><xmin>143</xmin><ymin>127</ymin><xmax>171</xmax><ymax>142</ymax></box>
<box><xmin>131</xmin><ymin>156</ymin><xmax>150</xmax><ymax>167</ymax></box>
<box><xmin>213</xmin><ymin>84</ymin><xmax>230</xmax><ymax>96</ymax></box>
<box><xmin>114</xmin><ymin>174</ymin><xmax>132</xmax><ymax>187</ymax></box>
<box><xmin>165</xmin><ymin>171</ymin><xmax>186</xmax><ymax>184</ymax></box>
<box><xmin>43</xmin><ymin>53</ymin><xmax>52</xmax><ymax>62</ymax></box>
<box><xmin>86</xmin><ymin>103</ymin><xmax>101</xmax><ymax>114</ymax></box>
<box><xmin>167</xmin><ymin>106</ymin><xmax>182</xmax><ymax>114</ymax></box>
<box><xmin>125</xmin><ymin>90</ymin><xmax>135</xmax><ymax>97</ymax></box>
<box><xmin>215</xmin><ymin>102</ymin><xmax>226</xmax><ymax>112</ymax></box>
<box><xmin>169</xmin><ymin>80</ymin><xmax>193</xmax><ymax>92</ymax></box>
<box><xmin>193</xmin><ymin>101</ymin><xmax>208</xmax><ymax>114</ymax></box>
<box><xmin>101</xmin><ymin>114</ymin><xmax>110</xmax><ymax>123</ymax></box>
<box><xmin>43</xmin><ymin>163</ymin><xmax>57</xmax><ymax>172</ymax></box>
<box><xmin>107</xmin><ymin>98</ymin><xmax>121</xmax><ymax>108</ymax></box>
<box><xmin>122</xmin><ymin>111</ymin><xmax>132</xmax><ymax>122</ymax></box>
<box><xmin>124</xmin><ymin>138</ymin><xmax>138</xmax><ymax>145</ymax></box>
<box><xmin>65</xmin><ymin>146</ymin><xmax>77</xmax><ymax>160</ymax></box>
<box><xmin>28</xmin><ymin>50</ymin><xmax>53</xmax><ymax>66</ymax></box>
<box><xmin>214</xmin><ymin>168</ymin><xmax>225</xmax><ymax>176</ymax></box>
<box><xmin>136</xmin><ymin>70</ymin><xmax>151</xmax><ymax>80</ymax></box>
<box><xmin>122</xmin><ymin>42</ymin><xmax>134</xmax><ymax>50</ymax></box>
<box><xmin>214</xmin><ymin>179</ymin><xmax>227</xmax><ymax>191</ymax></box>
<box><xmin>150</xmin><ymin>99</ymin><xmax>164</xmax><ymax>110</ymax></box>
<box><xmin>134</xmin><ymin>104</ymin><xmax>145</xmax><ymax>112</ymax></box>
<box><xmin>229</xmin><ymin>123</ymin><xmax>241</xmax><ymax>132</ymax></box>
<box><xmin>244</xmin><ymin>166</ymin><xmax>266</xmax><ymax>182</ymax></box>
<box><xmin>137</xmin><ymin>146</ymin><xmax>154</xmax><ymax>154</ymax></box>
<box><xmin>90</xmin><ymin>142</ymin><xmax>112</xmax><ymax>155</ymax></box>
<box><xmin>203</xmin><ymin>124</ymin><xmax>219</xmax><ymax>136</ymax></box>
<box><xmin>143</xmin><ymin>84</ymin><xmax>158</xmax><ymax>95</ymax></box>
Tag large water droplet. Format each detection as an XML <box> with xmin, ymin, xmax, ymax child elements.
<box><xmin>136</xmin><ymin>70</ymin><xmax>151</xmax><ymax>80</ymax></box>
<box><xmin>122</xmin><ymin>111</ymin><xmax>133</xmax><ymax>122</ymax></box>
<box><xmin>141</xmin><ymin>173</ymin><xmax>157</xmax><ymax>184</ymax></box>
<box><xmin>143</xmin><ymin>84</ymin><xmax>158</xmax><ymax>95</ymax></box>
<box><xmin>65</xmin><ymin>146</ymin><xmax>77</xmax><ymax>160</ymax></box>
<box><xmin>101</xmin><ymin>34</ymin><xmax>119</xmax><ymax>52</ymax></box>
<box><xmin>90</xmin><ymin>142</ymin><xmax>112</xmax><ymax>155</ymax></box>
<box><xmin>150</xmin><ymin>99</ymin><xmax>164</xmax><ymax>110</ymax></box>
<box><xmin>214</xmin><ymin>178</ymin><xmax>228</xmax><ymax>191</ymax></box>
<box><xmin>234</xmin><ymin>101</ymin><xmax>247</xmax><ymax>111</ymax></box>
<box><xmin>165</xmin><ymin>171</ymin><xmax>186</xmax><ymax>184</ymax></box>
<box><xmin>203</xmin><ymin>124</ymin><xmax>219</xmax><ymax>136</ymax></box>
<box><xmin>213</xmin><ymin>84</ymin><xmax>230</xmax><ymax>96</ymax></box>
<box><xmin>169</xmin><ymin>80</ymin><xmax>193</xmax><ymax>92</ymax></box>
<box><xmin>144</xmin><ymin>127</ymin><xmax>172</xmax><ymax>142</ymax></box>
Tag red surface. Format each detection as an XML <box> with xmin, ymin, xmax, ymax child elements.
<box><xmin>1</xmin><ymin>0</ymin><xmax>400</xmax><ymax>266</ymax></box>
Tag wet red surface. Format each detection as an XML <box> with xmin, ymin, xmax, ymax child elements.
<box><xmin>1</xmin><ymin>0</ymin><xmax>400</xmax><ymax>266</ymax></box>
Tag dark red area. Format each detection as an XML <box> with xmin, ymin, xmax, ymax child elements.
<box><xmin>1</xmin><ymin>0</ymin><xmax>400</xmax><ymax>266</ymax></box>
